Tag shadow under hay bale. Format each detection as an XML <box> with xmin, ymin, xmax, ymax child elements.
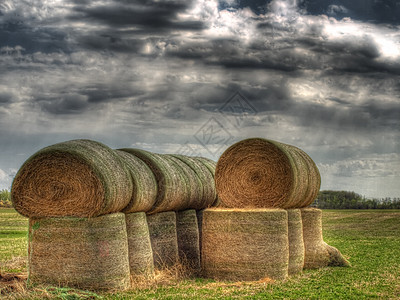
<box><xmin>147</xmin><ymin>212</ymin><xmax>179</xmax><ymax>269</ymax></box>
<box><xmin>28</xmin><ymin>213</ymin><xmax>130</xmax><ymax>291</ymax></box>
<box><xmin>215</xmin><ymin>138</ymin><xmax>321</xmax><ymax>209</ymax></box>
<box><xmin>171</xmin><ymin>155</ymin><xmax>216</xmax><ymax>210</ymax></box>
<box><xmin>114</xmin><ymin>150</ymin><xmax>158</xmax><ymax>213</ymax></box>
<box><xmin>125</xmin><ymin>212</ymin><xmax>155</xmax><ymax>279</ymax></box>
<box><xmin>119</xmin><ymin>149</ymin><xmax>187</xmax><ymax>214</ymax></box>
<box><xmin>201</xmin><ymin>208</ymin><xmax>289</xmax><ymax>281</ymax></box>
<box><xmin>176</xmin><ymin>210</ymin><xmax>201</xmax><ymax>274</ymax></box>
<box><xmin>287</xmin><ymin>209</ymin><xmax>305</xmax><ymax>276</ymax></box>
<box><xmin>12</xmin><ymin>139</ymin><xmax>133</xmax><ymax>218</ymax></box>
<box><xmin>301</xmin><ymin>208</ymin><xmax>350</xmax><ymax>269</ymax></box>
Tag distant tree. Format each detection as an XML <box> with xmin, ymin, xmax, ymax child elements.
<box><xmin>311</xmin><ymin>190</ymin><xmax>400</xmax><ymax>209</ymax></box>
<box><xmin>0</xmin><ymin>189</ymin><xmax>12</xmax><ymax>208</ymax></box>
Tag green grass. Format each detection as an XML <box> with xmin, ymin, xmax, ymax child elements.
<box><xmin>1</xmin><ymin>208</ymin><xmax>399</xmax><ymax>299</ymax></box>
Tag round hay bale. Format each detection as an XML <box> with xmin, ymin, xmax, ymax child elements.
<box><xmin>146</xmin><ymin>211</ymin><xmax>179</xmax><ymax>269</ymax></box>
<box><xmin>125</xmin><ymin>212</ymin><xmax>155</xmax><ymax>278</ymax></box>
<box><xmin>194</xmin><ymin>157</ymin><xmax>220</xmax><ymax>207</ymax></box>
<box><xmin>119</xmin><ymin>149</ymin><xmax>187</xmax><ymax>214</ymax></box>
<box><xmin>215</xmin><ymin>138</ymin><xmax>321</xmax><ymax>209</ymax></box>
<box><xmin>176</xmin><ymin>209</ymin><xmax>201</xmax><ymax>273</ymax></box>
<box><xmin>165</xmin><ymin>155</ymin><xmax>201</xmax><ymax>211</ymax></box>
<box><xmin>301</xmin><ymin>208</ymin><xmax>350</xmax><ymax>269</ymax></box>
<box><xmin>201</xmin><ymin>208</ymin><xmax>289</xmax><ymax>281</ymax></box>
<box><xmin>171</xmin><ymin>155</ymin><xmax>216</xmax><ymax>210</ymax></box>
<box><xmin>28</xmin><ymin>213</ymin><xmax>130</xmax><ymax>291</ymax></box>
<box><xmin>286</xmin><ymin>209</ymin><xmax>304</xmax><ymax>276</ymax></box>
<box><xmin>114</xmin><ymin>150</ymin><xmax>157</xmax><ymax>213</ymax></box>
<box><xmin>12</xmin><ymin>139</ymin><xmax>133</xmax><ymax>218</ymax></box>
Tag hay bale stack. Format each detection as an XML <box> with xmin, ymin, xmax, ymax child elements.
<box><xmin>28</xmin><ymin>213</ymin><xmax>130</xmax><ymax>291</ymax></box>
<box><xmin>165</xmin><ymin>155</ymin><xmax>202</xmax><ymax>211</ymax></box>
<box><xmin>171</xmin><ymin>155</ymin><xmax>216</xmax><ymax>210</ymax></box>
<box><xmin>12</xmin><ymin>139</ymin><xmax>133</xmax><ymax>218</ymax></box>
<box><xmin>147</xmin><ymin>212</ymin><xmax>179</xmax><ymax>269</ymax></box>
<box><xmin>125</xmin><ymin>212</ymin><xmax>154</xmax><ymax>278</ymax></box>
<box><xmin>201</xmin><ymin>208</ymin><xmax>289</xmax><ymax>281</ymax></box>
<box><xmin>215</xmin><ymin>138</ymin><xmax>321</xmax><ymax>209</ymax></box>
<box><xmin>287</xmin><ymin>209</ymin><xmax>304</xmax><ymax>275</ymax></box>
<box><xmin>176</xmin><ymin>210</ymin><xmax>201</xmax><ymax>273</ymax></box>
<box><xmin>194</xmin><ymin>157</ymin><xmax>220</xmax><ymax>207</ymax></box>
<box><xmin>301</xmin><ymin>208</ymin><xmax>350</xmax><ymax>269</ymax></box>
<box><xmin>196</xmin><ymin>210</ymin><xmax>204</xmax><ymax>257</ymax></box>
<box><xmin>115</xmin><ymin>150</ymin><xmax>157</xmax><ymax>213</ymax></box>
<box><xmin>119</xmin><ymin>149</ymin><xmax>187</xmax><ymax>214</ymax></box>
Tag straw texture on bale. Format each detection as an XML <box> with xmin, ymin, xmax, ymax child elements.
<box><xmin>119</xmin><ymin>149</ymin><xmax>187</xmax><ymax>214</ymax></box>
<box><xmin>286</xmin><ymin>209</ymin><xmax>304</xmax><ymax>275</ymax></box>
<box><xmin>194</xmin><ymin>157</ymin><xmax>220</xmax><ymax>207</ymax></box>
<box><xmin>196</xmin><ymin>210</ymin><xmax>204</xmax><ymax>258</ymax></box>
<box><xmin>147</xmin><ymin>212</ymin><xmax>179</xmax><ymax>269</ymax></box>
<box><xmin>115</xmin><ymin>150</ymin><xmax>157</xmax><ymax>213</ymax></box>
<box><xmin>28</xmin><ymin>213</ymin><xmax>130</xmax><ymax>291</ymax></box>
<box><xmin>301</xmin><ymin>208</ymin><xmax>350</xmax><ymax>269</ymax></box>
<box><xmin>171</xmin><ymin>154</ymin><xmax>217</xmax><ymax>210</ymax></box>
<box><xmin>215</xmin><ymin>138</ymin><xmax>321</xmax><ymax>209</ymax></box>
<box><xmin>165</xmin><ymin>155</ymin><xmax>201</xmax><ymax>211</ymax></box>
<box><xmin>12</xmin><ymin>139</ymin><xmax>133</xmax><ymax>218</ymax></box>
<box><xmin>201</xmin><ymin>208</ymin><xmax>289</xmax><ymax>281</ymax></box>
<box><xmin>125</xmin><ymin>212</ymin><xmax>155</xmax><ymax>278</ymax></box>
<box><xmin>176</xmin><ymin>210</ymin><xmax>201</xmax><ymax>273</ymax></box>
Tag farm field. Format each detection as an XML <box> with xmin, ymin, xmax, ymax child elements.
<box><xmin>0</xmin><ymin>208</ymin><xmax>399</xmax><ymax>299</ymax></box>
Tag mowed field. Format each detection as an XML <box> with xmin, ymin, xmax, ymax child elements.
<box><xmin>0</xmin><ymin>209</ymin><xmax>399</xmax><ymax>299</ymax></box>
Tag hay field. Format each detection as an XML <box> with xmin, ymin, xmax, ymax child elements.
<box><xmin>1</xmin><ymin>208</ymin><xmax>400</xmax><ymax>299</ymax></box>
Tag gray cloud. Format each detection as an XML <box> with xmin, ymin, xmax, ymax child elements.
<box><xmin>0</xmin><ymin>0</ymin><xmax>399</xmax><ymax>197</ymax></box>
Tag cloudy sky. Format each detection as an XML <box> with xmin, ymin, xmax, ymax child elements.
<box><xmin>0</xmin><ymin>0</ymin><xmax>399</xmax><ymax>198</ymax></box>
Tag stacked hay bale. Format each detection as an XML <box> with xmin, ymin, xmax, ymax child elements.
<box><xmin>214</xmin><ymin>138</ymin><xmax>320</xmax><ymax>209</ymax></box>
<box><xmin>12</xmin><ymin>140</ymin><xmax>134</xmax><ymax>290</ymax></box>
<box><xmin>12</xmin><ymin>139</ymin><xmax>220</xmax><ymax>289</ymax></box>
<box><xmin>146</xmin><ymin>212</ymin><xmax>179</xmax><ymax>269</ymax></box>
<box><xmin>201</xmin><ymin>137</ymin><xmax>349</xmax><ymax>282</ymax></box>
<box><xmin>125</xmin><ymin>212</ymin><xmax>155</xmax><ymax>278</ymax></box>
<box><xmin>176</xmin><ymin>210</ymin><xmax>201</xmax><ymax>274</ymax></box>
<box><xmin>201</xmin><ymin>208</ymin><xmax>289</xmax><ymax>281</ymax></box>
<box><xmin>301</xmin><ymin>208</ymin><xmax>350</xmax><ymax>268</ymax></box>
<box><xmin>28</xmin><ymin>213</ymin><xmax>131</xmax><ymax>290</ymax></box>
<box><xmin>12</xmin><ymin>139</ymin><xmax>133</xmax><ymax>218</ymax></box>
<box><xmin>287</xmin><ymin>209</ymin><xmax>305</xmax><ymax>276</ymax></box>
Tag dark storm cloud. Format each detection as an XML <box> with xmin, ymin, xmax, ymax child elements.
<box><xmin>70</xmin><ymin>0</ymin><xmax>204</xmax><ymax>31</ymax></box>
<box><xmin>230</xmin><ymin>0</ymin><xmax>400</xmax><ymax>24</ymax></box>
<box><xmin>303</xmin><ymin>0</ymin><xmax>400</xmax><ymax>24</ymax></box>
<box><xmin>76</xmin><ymin>33</ymin><xmax>145</xmax><ymax>53</ymax></box>
<box><xmin>0</xmin><ymin>92</ymin><xmax>13</xmax><ymax>104</ymax></box>
<box><xmin>40</xmin><ymin>94</ymin><xmax>89</xmax><ymax>115</ymax></box>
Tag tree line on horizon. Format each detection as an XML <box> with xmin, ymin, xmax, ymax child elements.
<box><xmin>312</xmin><ymin>190</ymin><xmax>400</xmax><ymax>209</ymax></box>
<box><xmin>1</xmin><ymin>188</ymin><xmax>400</xmax><ymax>209</ymax></box>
